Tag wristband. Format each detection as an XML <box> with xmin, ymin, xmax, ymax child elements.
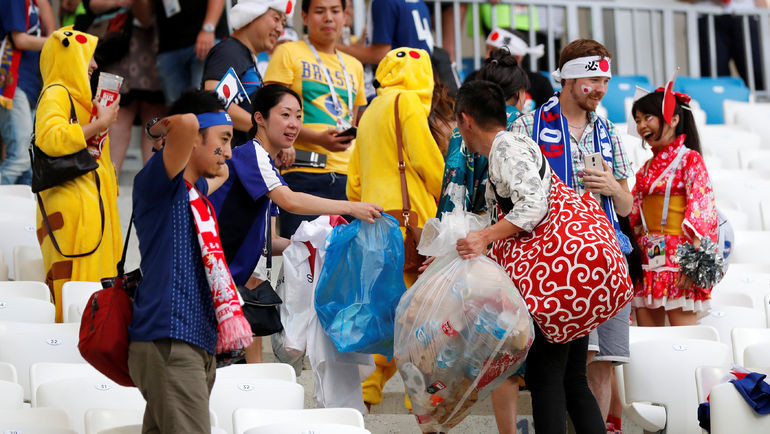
<box><xmin>145</xmin><ymin>117</ymin><xmax>162</xmax><ymax>139</ymax></box>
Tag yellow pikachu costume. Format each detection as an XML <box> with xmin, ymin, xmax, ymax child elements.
<box><xmin>347</xmin><ymin>48</ymin><xmax>444</xmax><ymax>407</ymax></box>
<box><xmin>36</xmin><ymin>27</ymin><xmax>122</xmax><ymax>322</ymax></box>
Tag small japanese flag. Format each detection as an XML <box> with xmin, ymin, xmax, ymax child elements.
<box><xmin>215</xmin><ymin>67</ymin><xmax>250</xmax><ymax>110</ymax></box>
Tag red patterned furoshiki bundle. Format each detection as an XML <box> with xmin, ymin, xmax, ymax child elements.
<box><xmin>488</xmin><ymin>173</ymin><xmax>633</xmax><ymax>343</ymax></box>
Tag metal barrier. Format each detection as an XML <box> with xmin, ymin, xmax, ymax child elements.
<box><xmin>387</xmin><ymin>0</ymin><xmax>770</xmax><ymax>98</ymax></box>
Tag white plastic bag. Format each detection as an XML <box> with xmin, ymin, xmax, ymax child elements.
<box><xmin>272</xmin><ymin>216</ymin><xmax>374</xmax><ymax>412</ymax></box>
<box><xmin>394</xmin><ymin>211</ymin><xmax>534</xmax><ymax>433</ymax></box>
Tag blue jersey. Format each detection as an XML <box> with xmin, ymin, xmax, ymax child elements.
<box><xmin>369</xmin><ymin>0</ymin><xmax>434</xmax><ymax>54</ymax></box>
<box><xmin>208</xmin><ymin>140</ymin><xmax>286</xmax><ymax>286</ymax></box>
<box><xmin>0</xmin><ymin>0</ymin><xmax>42</xmax><ymax>102</ymax></box>
<box><xmin>130</xmin><ymin>150</ymin><xmax>218</xmax><ymax>354</ymax></box>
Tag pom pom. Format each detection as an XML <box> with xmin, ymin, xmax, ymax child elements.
<box><xmin>615</xmin><ymin>228</ymin><xmax>633</xmax><ymax>255</ymax></box>
<box><xmin>676</xmin><ymin>238</ymin><xmax>724</xmax><ymax>288</ymax></box>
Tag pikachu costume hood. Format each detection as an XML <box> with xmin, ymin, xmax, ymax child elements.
<box><xmin>36</xmin><ymin>27</ymin><xmax>122</xmax><ymax>322</ymax></box>
<box><xmin>348</xmin><ymin>48</ymin><xmax>444</xmax><ymax>280</ymax></box>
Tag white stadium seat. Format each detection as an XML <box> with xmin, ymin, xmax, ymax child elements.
<box><xmin>210</xmin><ymin>378</ymin><xmax>304</xmax><ymax>434</ymax></box>
<box><xmin>13</xmin><ymin>245</ymin><xmax>45</xmax><ymax>282</ymax></box>
<box><xmin>0</xmin><ymin>296</ymin><xmax>55</xmax><ymax>323</ymax></box>
<box><xmin>0</xmin><ymin>280</ymin><xmax>50</xmax><ymax>301</ymax></box>
<box><xmin>233</xmin><ymin>408</ymin><xmax>366</xmax><ymax>434</ymax></box>
<box><xmin>61</xmin><ymin>281</ymin><xmax>101</xmax><ymax>323</ymax></box>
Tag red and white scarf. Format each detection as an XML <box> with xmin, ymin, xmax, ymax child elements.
<box><xmin>186</xmin><ymin>181</ymin><xmax>253</xmax><ymax>353</ymax></box>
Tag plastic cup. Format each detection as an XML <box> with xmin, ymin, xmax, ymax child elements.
<box><xmin>96</xmin><ymin>72</ymin><xmax>123</xmax><ymax>107</ymax></box>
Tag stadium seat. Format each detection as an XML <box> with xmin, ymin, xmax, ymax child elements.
<box><xmin>216</xmin><ymin>363</ymin><xmax>297</xmax><ymax>382</ymax></box>
<box><xmin>743</xmin><ymin>342</ymin><xmax>770</xmax><ymax>368</ymax></box>
<box><xmin>209</xmin><ymin>378</ymin><xmax>304</xmax><ymax>434</ymax></box>
<box><xmin>676</xmin><ymin>77</ymin><xmax>750</xmax><ymax>124</ymax></box>
<box><xmin>29</xmin><ymin>362</ymin><xmax>104</xmax><ymax>406</ymax></box>
<box><xmin>710</xmin><ymin>291</ymin><xmax>754</xmax><ymax>309</ymax></box>
<box><xmin>702</xmin><ymin>130</ymin><xmax>762</xmax><ymax>170</ymax></box>
<box><xmin>730</xmin><ymin>328</ymin><xmax>770</xmax><ymax>366</ymax></box>
<box><xmin>695</xmin><ymin>366</ymin><xmax>730</xmax><ymax>404</ymax></box>
<box><xmin>0</xmin><ymin>296</ymin><xmax>55</xmax><ymax>323</ymax></box>
<box><xmin>61</xmin><ymin>281</ymin><xmax>101</xmax><ymax>323</ymax></box>
<box><xmin>0</xmin><ymin>252</ymin><xmax>7</xmax><ymax>281</ymax></box>
<box><xmin>0</xmin><ymin>380</ymin><xmax>23</xmax><ymax>409</ymax></box>
<box><xmin>623</xmin><ymin>339</ymin><xmax>731</xmax><ymax>434</ymax></box>
<box><xmin>710</xmin><ymin>381</ymin><xmax>770</xmax><ymax>434</ymax></box>
<box><xmin>0</xmin><ymin>322</ymin><xmax>84</xmax><ymax>400</ymax></box>
<box><xmin>0</xmin><ymin>208</ymin><xmax>39</xmax><ymax>281</ymax></box>
<box><xmin>699</xmin><ymin>306</ymin><xmax>766</xmax><ymax>362</ymax></box>
<box><xmin>615</xmin><ymin>325</ymin><xmax>720</xmax><ymax>413</ymax></box>
<box><xmin>0</xmin><ymin>184</ymin><xmax>33</xmax><ymax>200</ymax></box>
<box><xmin>84</xmin><ymin>408</ymin><xmax>220</xmax><ymax>434</ymax></box>
<box><xmin>0</xmin><ymin>361</ymin><xmax>17</xmax><ymax>383</ymax></box>
<box><xmin>603</xmin><ymin>75</ymin><xmax>652</xmax><ymax>123</ymax></box>
<box><xmin>0</xmin><ymin>407</ymin><xmax>73</xmax><ymax>432</ymax></box>
<box><xmin>13</xmin><ymin>245</ymin><xmax>45</xmax><ymax>282</ymax></box>
<box><xmin>761</xmin><ymin>200</ymin><xmax>770</xmax><ymax>231</ymax></box>
<box><xmin>766</xmin><ymin>294</ymin><xmax>770</xmax><ymax>328</ymax></box>
<box><xmin>0</xmin><ymin>280</ymin><xmax>50</xmax><ymax>301</ymax></box>
<box><xmin>233</xmin><ymin>408</ymin><xmax>366</xmax><ymax>434</ymax></box>
<box><xmin>731</xmin><ymin>230</ymin><xmax>770</xmax><ymax>265</ymax></box>
<box><xmin>35</xmin><ymin>377</ymin><xmax>146</xmax><ymax>434</ymax></box>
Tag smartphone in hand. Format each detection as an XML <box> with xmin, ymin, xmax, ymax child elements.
<box><xmin>335</xmin><ymin>126</ymin><xmax>357</xmax><ymax>140</ymax></box>
<box><xmin>584</xmin><ymin>152</ymin><xmax>603</xmax><ymax>172</ymax></box>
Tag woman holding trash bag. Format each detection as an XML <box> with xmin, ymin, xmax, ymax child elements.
<box><xmin>346</xmin><ymin>47</ymin><xmax>445</xmax><ymax>411</ymax></box>
<box><xmin>35</xmin><ymin>27</ymin><xmax>123</xmax><ymax>323</ymax></box>
<box><xmin>206</xmin><ymin>84</ymin><xmax>382</xmax><ymax>362</ymax></box>
<box><xmin>455</xmin><ymin>80</ymin><xmax>608</xmax><ymax>434</ymax></box>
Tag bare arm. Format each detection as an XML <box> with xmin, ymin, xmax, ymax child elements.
<box><xmin>37</xmin><ymin>0</ymin><xmax>55</xmax><ymax>35</ymax></box>
<box><xmin>147</xmin><ymin>114</ymin><xmax>202</xmax><ymax>178</ymax></box>
<box><xmin>132</xmin><ymin>0</ymin><xmax>154</xmax><ymax>26</ymax></box>
<box><xmin>337</xmin><ymin>42</ymin><xmax>391</xmax><ymax>66</ymax></box>
<box><xmin>270</xmin><ymin>217</ymin><xmax>290</xmax><ymax>255</ymax></box>
<box><xmin>195</xmin><ymin>0</ymin><xmax>224</xmax><ymax>59</ymax></box>
<box><xmin>268</xmin><ymin>185</ymin><xmax>383</xmax><ymax>223</ymax></box>
<box><xmin>9</xmin><ymin>30</ymin><xmax>47</xmax><ymax>51</ymax></box>
<box><xmin>90</xmin><ymin>0</ymin><xmax>132</xmax><ymax>14</ymax></box>
<box><xmin>456</xmin><ymin>219</ymin><xmax>521</xmax><ymax>259</ymax></box>
<box><xmin>203</xmin><ymin>79</ymin><xmax>253</xmax><ymax>132</ymax></box>
<box><xmin>297</xmin><ymin>126</ymin><xmax>352</xmax><ymax>153</ymax></box>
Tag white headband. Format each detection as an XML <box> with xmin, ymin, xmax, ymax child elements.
<box><xmin>230</xmin><ymin>0</ymin><xmax>295</xmax><ymax>31</ymax></box>
<box><xmin>486</xmin><ymin>28</ymin><xmax>544</xmax><ymax>59</ymax></box>
<box><xmin>551</xmin><ymin>56</ymin><xmax>612</xmax><ymax>82</ymax></box>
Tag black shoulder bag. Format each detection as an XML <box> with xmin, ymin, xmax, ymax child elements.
<box><xmin>30</xmin><ymin>84</ymin><xmax>105</xmax><ymax>258</ymax></box>
<box><xmin>237</xmin><ymin>200</ymin><xmax>283</xmax><ymax>337</ymax></box>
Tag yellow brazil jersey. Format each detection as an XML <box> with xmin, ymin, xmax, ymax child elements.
<box><xmin>264</xmin><ymin>40</ymin><xmax>366</xmax><ymax>175</ymax></box>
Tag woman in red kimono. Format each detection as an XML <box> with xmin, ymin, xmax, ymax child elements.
<box><xmin>629</xmin><ymin>90</ymin><xmax>719</xmax><ymax>326</ymax></box>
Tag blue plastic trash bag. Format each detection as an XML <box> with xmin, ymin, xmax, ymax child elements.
<box><xmin>315</xmin><ymin>214</ymin><xmax>408</xmax><ymax>357</ymax></box>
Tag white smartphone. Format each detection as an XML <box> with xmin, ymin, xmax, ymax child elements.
<box><xmin>584</xmin><ymin>152</ymin><xmax>603</xmax><ymax>172</ymax></box>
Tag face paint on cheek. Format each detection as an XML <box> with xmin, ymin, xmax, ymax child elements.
<box><xmin>581</xmin><ymin>85</ymin><xmax>593</xmax><ymax>94</ymax></box>
<box><xmin>214</xmin><ymin>147</ymin><xmax>223</xmax><ymax>156</ymax></box>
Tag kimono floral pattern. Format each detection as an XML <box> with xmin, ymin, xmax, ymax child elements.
<box><xmin>628</xmin><ymin>135</ymin><xmax>719</xmax><ymax>313</ymax></box>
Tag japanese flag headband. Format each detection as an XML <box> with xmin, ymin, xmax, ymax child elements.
<box><xmin>552</xmin><ymin>56</ymin><xmax>612</xmax><ymax>82</ymax></box>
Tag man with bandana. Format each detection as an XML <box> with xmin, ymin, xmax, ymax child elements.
<box><xmin>202</xmin><ymin>0</ymin><xmax>294</xmax><ymax>148</ymax></box>
<box><xmin>131</xmin><ymin>90</ymin><xmax>248</xmax><ymax>433</ymax></box>
<box><xmin>510</xmin><ymin>39</ymin><xmax>634</xmax><ymax>433</ymax></box>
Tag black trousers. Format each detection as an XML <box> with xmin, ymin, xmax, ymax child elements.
<box><xmin>698</xmin><ymin>14</ymin><xmax>765</xmax><ymax>91</ymax></box>
<box><xmin>524</xmin><ymin>326</ymin><xmax>605</xmax><ymax>434</ymax></box>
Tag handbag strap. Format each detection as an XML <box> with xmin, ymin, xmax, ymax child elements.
<box><xmin>393</xmin><ymin>94</ymin><xmax>413</xmax><ymax>224</ymax></box>
<box><xmin>36</xmin><ymin>171</ymin><xmax>105</xmax><ymax>258</ymax></box>
<box><xmin>116</xmin><ymin>212</ymin><xmax>134</xmax><ymax>276</ymax></box>
<box><xmin>263</xmin><ymin>200</ymin><xmax>272</xmax><ymax>280</ymax></box>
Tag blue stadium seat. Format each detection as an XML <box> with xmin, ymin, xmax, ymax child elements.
<box><xmin>604</xmin><ymin>75</ymin><xmax>652</xmax><ymax>123</ymax></box>
<box><xmin>676</xmin><ymin>77</ymin><xmax>750</xmax><ymax>124</ymax></box>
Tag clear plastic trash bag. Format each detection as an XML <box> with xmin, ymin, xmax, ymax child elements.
<box><xmin>394</xmin><ymin>211</ymin><xmax>534</xmax><ymax>433</ymax></box>
<box><xmin>315</xmin><ymin>214</ymin><xmax>408</xmax><ymax>357</ymax></box>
